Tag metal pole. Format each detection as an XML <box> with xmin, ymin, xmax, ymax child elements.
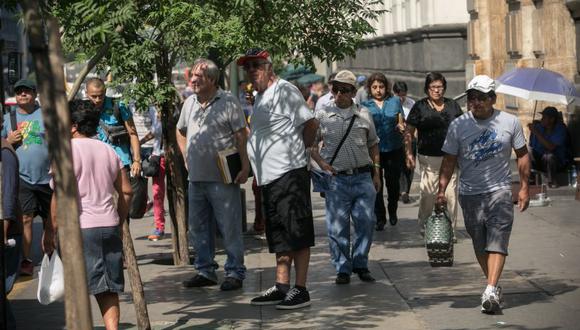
<box><xmin>532</xmin><ymin>60</ymin><xmax>546</xmax><ymax>121</ymax></box>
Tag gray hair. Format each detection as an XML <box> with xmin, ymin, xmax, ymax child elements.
<box><xmin>192</xmin><ymin>58</ymin><xmax>220</xmax><ymax>87</ymax></box>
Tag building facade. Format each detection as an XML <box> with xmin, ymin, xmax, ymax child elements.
<box><xmin>335</xmin><ymin>0</ymin><xmax>470</xmax><ymax>99</ymax></box>
<box><xmin>467</xmin><ymin>0</ymin><xmax>577</xmax><ymax>119</ymax></box>
<box><xmin>467</xmin><ymin>0</ymin><xmax>579</xmax><ymax>158</ymax></box>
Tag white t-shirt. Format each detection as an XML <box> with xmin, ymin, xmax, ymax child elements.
<box><xmin>401</xmin><ymin>97</ymin><xmax>416</xmax><ymax>120</ymax></box>
<box><xmin>248</xmin><ymin>79</ymin><xmax>314</xmax><ymax>185</ymax></box>
<box><xmin>130</xmin><ymin>103</ymin><xmax>154</xmax><ymax>149</ymax></box>
<box><xmin>315</xmin><ymin>92</ymin><xmax>334</xmax><ymax>111</ymax></box>
<box><xmin>442</xmin><ymin>110</ymin><xmax>526</xmax><ymax>195</ymax></box>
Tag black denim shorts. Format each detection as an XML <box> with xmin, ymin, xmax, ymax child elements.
<box><xmin>261</xmin><ymin>167</ymin><xmax>315</xmax><ymax>253</ymax></box>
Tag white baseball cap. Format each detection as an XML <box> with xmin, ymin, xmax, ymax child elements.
<box><xmin>466</xmin><ymin>75</ymin><xmax>496</xmax><ymax>93</ymax></box>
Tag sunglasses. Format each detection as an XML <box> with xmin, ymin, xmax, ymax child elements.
<box><xmin>243</xmin><ymin>61</ymin><xmax>269</xmax><ymax>70</ymax></box>
<box><xmin>332</xmin><ymin>85</ymin><xmax>354</xmax><ymax>95</ymax></box>
<box><xmin>466</xmin><ymin>91</ymin><xmax>489</xmax><ymax>102</ymax></box>
<box><xmin>15</xmin><ymin>87</ymin><xmax>34</xmax><ymax>94</ymax></box>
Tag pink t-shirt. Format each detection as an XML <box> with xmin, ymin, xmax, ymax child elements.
<box><xmin>71</xmin><ymin>138</ymin><xmax>123</xmax><ymax>229</ymax></box>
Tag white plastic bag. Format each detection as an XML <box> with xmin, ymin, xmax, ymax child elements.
<box><xmin>37</xmin><ymin>251</ymin><xmax>65</xmax><ymax>305</ymax></box>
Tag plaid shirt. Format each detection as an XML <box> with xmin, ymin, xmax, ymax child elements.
<box><xmin>315</xmin><ymin>103</ymin><xmax>379</xmax><ymax>172</ymax></box>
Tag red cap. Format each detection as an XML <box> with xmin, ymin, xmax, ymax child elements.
<box><xmin>237</xmin><ymin>48</ymin><xmax>272</xmax><ymax>66</ymax></box>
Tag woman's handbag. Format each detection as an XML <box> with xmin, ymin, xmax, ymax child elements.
<box><xmin>142</xmin><ymin>155</ymin><xmax>160</xmax><ymax>177</ymax></box>
<box><xmin>129</xmin><ymin>175</ymin><xmax>148</xmax><ymax>219</ymax></box>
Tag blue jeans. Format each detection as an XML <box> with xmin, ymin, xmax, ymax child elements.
<box><xmin>325</xmin><ymin>172</ymin><xmax>376</xmax><ymax>274</ymax></box>
<box><xmin>188</xmin><ymin>182</ymin><xmax>246</xmax><ymax>281</ymax></box>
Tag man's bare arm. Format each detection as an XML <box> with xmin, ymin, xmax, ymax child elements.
<box><xmin>515</xmin><ymin>146</ymin><xmax>530</xmax><ymax>212</ymax></box>
<box><xmin>435</xmin><ymin>154</ymin><xmax>458</xmax><ymax>210</ymax></box>
<box><xmin>303</xmin><ymin>118</ymin><xmax>319</xmax><ymax>148</ymax></box>
<box><xmin>124</xmin><ymin>117</ymin><xmax>142</xmax><ymax>176</ymax></box>
<box><xmin>404</xmin><ymin>124</ymin><xmax>417</xmax><ymax>169</ymax></box>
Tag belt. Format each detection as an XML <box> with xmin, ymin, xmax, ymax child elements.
<box><xmin>336</xmin><ymin>165</ymin><xmax>372</xmax><ymax>176</ymax></box>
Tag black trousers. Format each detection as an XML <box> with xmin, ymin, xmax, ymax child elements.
<box><xmin>374</xmin><ymin>148</ymin><xmax>404</xmax><ymax>223</ymax></box>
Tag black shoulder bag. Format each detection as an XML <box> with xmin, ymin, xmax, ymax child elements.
<box><xmin>99</xmin><ymin>101</ymin><xmax>130</xmax><ymax>146</ymax></box>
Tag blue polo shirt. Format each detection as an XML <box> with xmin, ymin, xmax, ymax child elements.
<box><xmin>362</xmin><ymin>96</ymin><xmax>404</xmax><ymax>152</ymax></box>
<box><xmin>96</xmin><ymin>97</ymin><xmax>133</xmax><ymax>166</ymax></box>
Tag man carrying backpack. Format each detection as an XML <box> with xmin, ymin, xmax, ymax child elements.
<box><xmin>1</xmin><ymin>79</ymin><xmax>53</xmax><ymax>276</ymax></box>
<box><xmin>85</xmin><ymin>78</ymin><xmax>141</xmax><ymax>178</ymax></box>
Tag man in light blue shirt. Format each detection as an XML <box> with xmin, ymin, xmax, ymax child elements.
<box><xmin>2</xmin><ymin>79</ymin><xmax>53</xmax><ymax>276</ymax></box>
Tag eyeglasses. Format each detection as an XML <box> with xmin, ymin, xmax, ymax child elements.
<box><xmin>243</xmin><ymin>61</ymin><xmax>269</xmax><ymax>70</ymax></box>
<box><xmin>466</xmin><ymin>92</ymin><xmax>489</xmax><ymax>102</ymax></box>
<box><xmin>429</xmin><ymin>85</ymin><xmax>445</xmax><ymax>91</ymax></box>
<box><xmin>332</xmin><ymin>85</ymin><xmax>354</xmax><ymax>95</ymax></box>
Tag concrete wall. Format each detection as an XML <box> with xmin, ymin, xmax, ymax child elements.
<box><xmin>335</xmin><ymin>0</ymin><xmax>469</xmax><ymax>100</ymax></box>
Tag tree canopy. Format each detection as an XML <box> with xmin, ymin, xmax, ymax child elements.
<box><xmin>51</xmin><ymin>0</ymin><xmax>385</xmax><ymax>107</ymax></box>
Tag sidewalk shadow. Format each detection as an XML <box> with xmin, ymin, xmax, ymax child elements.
<box><xmin>125</xmin><ymin>242</ymin><xmax>414</xmax><ymax>329</ymax></box>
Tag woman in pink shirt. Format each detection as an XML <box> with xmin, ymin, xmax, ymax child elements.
<box><xmin>50</xmin><ymin>100</ymin><xmax>132</xmax><ymax>330</ymax></box>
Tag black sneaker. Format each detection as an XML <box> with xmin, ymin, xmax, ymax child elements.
<box><xmin>220</xmin><ymin>277</ymin><xmax>243</xmax><ymax>291</ymax></box>
<box><xmin>182</xmin><ymin>274</ymin><xmax>217</xmax><ymax>288</ymax></box>
<box><xmin>389</xmin><ymin>215</ymin><xmax>398</xmax><ymax>226</ymax></box>
<box><xmin>335</xmin><ymin>273</ymin><xmax>351</xmax><ymax>284</ymax></box>
<box><xmin>354</xmin><ymin>268</ymin><xmax>376</xmax><ymax>282</ymax></box>
<box><xmin>276</xmin><ymin>287</ymin><xmax>311</xmax><ymax>310</ymax></box>
<box><xmin>251</xmin><ymin>285</ymin><xmax>287</xmax><ymax>305</ymax></box>
<box><xmin>375</xmin><ymin>220</ymin><xmax>386</xmax><ymax>231</ymax></box>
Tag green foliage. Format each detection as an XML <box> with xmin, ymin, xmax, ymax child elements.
<box><xmin>225</xmin><ymin>0</ymin><xmax>386</xmax><ymax>63</ymax></box>
<box><xmin>53</xmin><ymin>0</ymin><xmax>385</xmax><ymax>110</ymax></box>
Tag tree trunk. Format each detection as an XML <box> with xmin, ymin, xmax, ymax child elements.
<box><xmin>156</xmin><ymin>51</ymin><xmax>189</xmax><ymax>266</ymax></box>
<box><xmin>0</xmin><ymin>40</ymin><xmax>7</xmax><ymax>330</ymax></box>
<box><xmin>121</xmin><ymin>221</ymin><xmax>151</xmax><ymax>330</ymax></box>
<box><xmin>20</xmin><ymin>3</ymin><xmax>92</xmax><ymax>329</ymax></box>
<box><xmin>162</xmin><ymin>103</ymin><xmax>189</xmax><ymax>266</ymax></box>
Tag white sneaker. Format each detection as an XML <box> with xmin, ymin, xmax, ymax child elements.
<box><xmin>496</xmin><ymin>285</ymin><xmax>504</xmax><ymax>306</ymax></box>
<box><xmin>481</xmin><ymin>291</ymin><xmax>501</xmax><ymax>313</ymax></box>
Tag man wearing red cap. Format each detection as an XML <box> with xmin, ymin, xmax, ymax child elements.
<box><xmin>238</xmin><ymin>48</ymin><xmax>319</xmax><ymax>310</ymax></box>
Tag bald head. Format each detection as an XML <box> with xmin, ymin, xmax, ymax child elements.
<box><xmin>85</xmin><ymin>78</ymin><xmax>106</xmax><ymax>108</ymax></box>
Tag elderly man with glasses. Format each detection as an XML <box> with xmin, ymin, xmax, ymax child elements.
<box><xmin>311</xmin><ymin>70</ymin><xmax>381</xmax><ymax>285</ymax></box>
<box><xmin>436</xmin><ymin>75</ymin><xmax>530</xmax><ymax>314</ymax></box>
<box><xmin>238</xmin><ymin>48</ymin><xmax>319</xmax><ymax>310</ymax></box>
<box><xmin>177</xmin><ymin>58</ymin><xmax>250</xmax><ymax>292</ymax></box>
